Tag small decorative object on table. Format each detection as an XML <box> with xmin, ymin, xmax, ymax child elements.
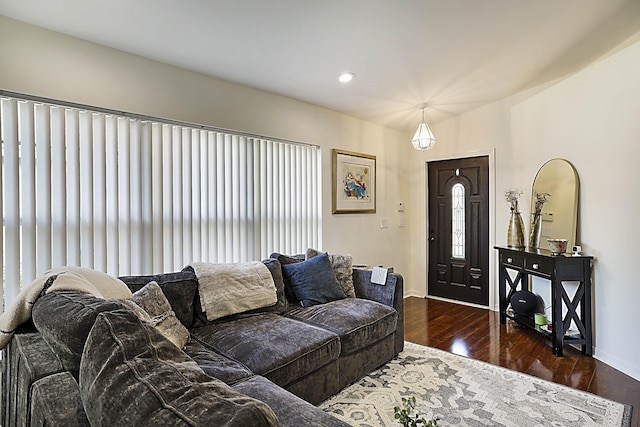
<box><xmin>534</xmin><ymin>313</ymin><xmax>548</xmax><ymax>331</ymax></box>
<box><xmin>547</xmin><ymin>238</ymin><xmax>568</xmax><ymax>255</ymax></box>
<box><xmin>394</xmin><ymin>396</ymin><xmax>439</xmax><ymax>427</ymax></box>
<box><xmin>504</xmin><ymin>189</ymin><xmax>525</xmax><ymax>248</ymax></box>
<box><xmin>528</xmin><ymin>191</ymin><xmax>550</xmax><ymax>248</ymax></box>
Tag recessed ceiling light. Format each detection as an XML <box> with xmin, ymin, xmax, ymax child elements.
<box><xmin>338</xmin><ymin>72</ymin><xmax>356</xmax><ymax>83</ymax></box>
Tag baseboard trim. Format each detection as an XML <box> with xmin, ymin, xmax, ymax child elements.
<box><xmin>403</xmin><ymin>290</ymin><xmax>425</xmax><ymax>299</ymax></box>
<box><xmin>594</xmin><ymin>347</ymin><xmax>640</xmax><ymax>383</ymax></box>
<box><xmin>417</xmin><ymin>294</ymin><xmax>493</xmax><ymax>311</ymax></box>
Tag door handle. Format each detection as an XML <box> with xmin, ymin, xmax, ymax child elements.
<box><xmin>429</xmin><ymin>237</ymin><xmax>436</xmax><ymax>241</ymax></box>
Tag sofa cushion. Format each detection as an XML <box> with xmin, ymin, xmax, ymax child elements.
<box><xmin>184</xmin><ymin>340</ymin><xmax>253</xmax><ymax>386</ymax></box>
<box><xmin>269</xmin><ymin>253</ymin><xmax>305</xmax><ymax>264</ymax></box>
<box><xmin>79</xmin><ymin>309</ymin><xmax>280</xmax><ymax>426</ymax></box>
<box><xmin>119</xmin><ymin>270</ymin><xmax>198</xmax><ymax>328</ymax></box>
<box><xmin>191</xmin><ymin>313</ymin><xmax>340</xmax><ymax>387</ymax></box>
<box><xmin>305</xmin><ymin>248</ymin><xmax>356</xmax><ymax>299</ymax></box>
<box><xmin>286</xmin><ymin>298</ymin><xmax>397</xmax><ymax>355</ymax></box>
<box><xmin>269</xmin><ymin>253</ymin><xmax>304</xmax><ymax>303</ymax></box>
<box><xmin>129</xmin><ymin>281</ymin><xmax>190</xmax><ymax>349</ymax></box>
<box><xmin>32</xmin><ymin>291</ymin><xmax>129</xmax><ymax>378</ymax></box>
<box><xmin>259</xmin><ymin>258</ymin><xmax>288</xmax><ymax>314</ymax></box>
<box><xmin>33</xmin><ymin>289</ymin><xmax>184</xmax><ymax>379</ymax></box>
<box><xmin>233</xmin><ymin>376</ymin><xmax>350</xmax><ymax>427</ymax></box>
<box><xmin>282</xmin><ymin>253</ymin><xmax>346</xmax><ymax>307</ymax></box>
<box><xmin>30</xmin><ymin>372</ymin><xmax>90</xmax><ymax>426</ymax></box>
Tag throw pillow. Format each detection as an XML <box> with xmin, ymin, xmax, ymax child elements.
<box><xmin>129</xmin><ymin>281</ymin><xmax>190</xmax><ymax>349</ymax></box>
<box><xmin>305</xmin><ymin>248</ymin><xmax>356</xmax><ymax>299</ymax></box>
<box><xmin>118</xmin><ymin>270</ymin><xmax>198</xmax><ymax>328</ymax></box>
<box><xmin>281</xmin><ymin>252</ymin><xmax>346</xmax><ymax>307</ymax></box>
<box><xmin>269</xmin><ymin>252</ymin><xmax>305</xmax><ymax>303</ymax></box>
<box><xmin>79</xmin><ymin>309</ymin><xmax>280</xmax><ymax>426</ymax></box>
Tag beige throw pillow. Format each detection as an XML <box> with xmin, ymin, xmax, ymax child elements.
<box><xmin>129</xmin><ymin>281</ymin><xmax>190</xmax><ymax>349</ymax></box>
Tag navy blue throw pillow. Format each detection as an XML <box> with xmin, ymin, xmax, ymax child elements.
<box><xmin>281</xmin><ymin>252</ymin><xmax>346</xmax><ymax>307</ymax></box>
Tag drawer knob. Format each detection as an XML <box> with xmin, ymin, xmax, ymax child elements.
<box><xmin>532</xmin><ymin>263</ymin><xmax>539</xmax><ymax>270</ymax></box>
<box><xmin>507</xmin><ymin>258</ymin><xmax>513</xmax><ymax>263</ymax></box>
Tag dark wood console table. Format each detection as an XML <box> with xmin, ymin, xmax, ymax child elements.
<box><xmin>495</xmin><ymin>246</ymin><xmax>593</xmax><ymax>356</ymax></box>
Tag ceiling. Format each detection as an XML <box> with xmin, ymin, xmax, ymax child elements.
<box><xmin>2</xmin><ymin>0</ymin><xmax>640</xmax><ymax>133</ymax></box>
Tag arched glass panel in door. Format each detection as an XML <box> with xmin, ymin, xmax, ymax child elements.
<box><xmin>451</xmin><ymin>183</ymin><xmax>465</xmax><ymax>258</ymax></box>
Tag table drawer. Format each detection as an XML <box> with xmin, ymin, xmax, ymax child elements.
<box><xmin>525</xmin><ymin>257</ymin><xmax>552</xmax><ymax>276</ymax></box>
<box><xmin>501</xmin><ymin>252</ymin><xmax>524</xmax><ymax>269</ymax></box>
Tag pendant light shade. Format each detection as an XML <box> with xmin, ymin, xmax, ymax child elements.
<box><xmin>411</xmin><ymin>106</ymin><xmax>436</xmax><ymax>150</ymax></box>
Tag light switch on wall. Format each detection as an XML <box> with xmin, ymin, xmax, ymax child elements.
<box><xmin>397</xmin><ymin>202</ymin><xmax>405</xmax><ymax>212</ymax></box>
<box><xmin>380</xmin><ymin>218</ymin><xmax>388</xmax><ymax>228</ymax></box>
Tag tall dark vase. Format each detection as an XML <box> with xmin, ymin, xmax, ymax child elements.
<box><xmin>507</xmin><ymin>212</ymin><xmax>526</xmax><ymax>248</ymax></box>
<box><xmin>528</xmin><ymin>213</ymin><xmax>542</xmax><ymax>248</ymax></box>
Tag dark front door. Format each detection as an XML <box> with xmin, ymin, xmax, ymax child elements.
<box><xmin>427</xmin><ymin>156</ymin><xmax>489</xmax><ymax>306</ymax></box>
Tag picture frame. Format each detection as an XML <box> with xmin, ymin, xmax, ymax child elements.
<box><xmin>332</xmin><ymin>149</ymin><xmax>376</xmax><ymax>214</ymax></box>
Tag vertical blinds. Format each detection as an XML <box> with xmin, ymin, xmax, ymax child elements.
<box><xmin>0</xmin><ymin>95</ymin><xmax>321</xmax><ymax>309</ymax></box>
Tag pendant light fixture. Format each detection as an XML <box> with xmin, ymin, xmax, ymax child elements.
<box><xmin>411</xmin><ymin>104</ymin><xmax>436</xmax><ymax>151</ymax></box>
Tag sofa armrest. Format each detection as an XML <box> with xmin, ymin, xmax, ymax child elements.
<box><xmin>352</xmin><ymin>269</ymin><xmax>404</xmax><ymax>354</ymax></box>
<box><xmin>30</xmin><ymin>372</ymin><xmax>90</xmax><ymax>426</ymax></box>
<box><xmin>2</xmin><ymin>330</ymin><xmax>65</xmax><ymax>427</ymax></box>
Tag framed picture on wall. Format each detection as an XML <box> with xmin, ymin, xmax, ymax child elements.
<box><xmin>332</xmin><ymin>149</ymin><xmax>376</xmax><ymax>214</ymax></box>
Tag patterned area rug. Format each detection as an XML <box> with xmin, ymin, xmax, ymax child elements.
<box><xmin>320</xmin><ymin>342</ymin><xmax>632</xmax><ymax>427</ymax></box>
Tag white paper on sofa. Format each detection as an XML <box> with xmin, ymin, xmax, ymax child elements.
<box><xmin>189</xmin><ymin>261</ymin><xmax>277</xmax><ymax>321</ymax></box>
<box><xmin>371</xmin><ymin>267</ymin><xmax>388</xmax><ymax>285</ymax></box>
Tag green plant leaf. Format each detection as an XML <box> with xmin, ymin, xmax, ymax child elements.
<box><xmin>393</xmin><ymin>396</ymin><xmax>440</xmax><ymax>427</ymax></box>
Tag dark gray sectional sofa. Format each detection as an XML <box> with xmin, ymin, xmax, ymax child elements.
<box><xmin>1</xmin><ymin>255</ymin><xmax>404</xmax><ymax>426</ymax></box>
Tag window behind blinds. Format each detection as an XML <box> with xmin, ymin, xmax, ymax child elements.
<box><xmin>0</xmin><ymin>93</ymin><xmax>321</xmax><ymax>308</ymax></box>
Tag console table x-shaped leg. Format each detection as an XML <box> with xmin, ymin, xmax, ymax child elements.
<box><xmin>553</xmin><ymin>277</ymin><xmax>592</xmax><ymax>356</ymax></box>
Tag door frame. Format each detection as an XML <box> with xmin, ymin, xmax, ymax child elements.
<box><xmin>424</xmin><ymin>149</ymin><xmax>497</xmax><ymax>310</ymax></box>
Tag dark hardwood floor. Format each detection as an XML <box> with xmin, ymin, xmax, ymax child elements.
<box><xmin>404</xmin><ymin>296</ymin><xmax>639</xmax><ymax>427</ymax></box>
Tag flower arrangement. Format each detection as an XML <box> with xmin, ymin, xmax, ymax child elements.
<box><xmin>504</xmin><ymin>189</ymin><xmax>523</xmax><ymax>213</ymax></box>
<box><xmin>532</xmin><ymin>191</ymin><xmax>550</xmax><ymax>215</ymax></box>
<box><xmin>528</xmin><ymin>191</ymin><xmax>550</xmax><ymax>248</ymax></box>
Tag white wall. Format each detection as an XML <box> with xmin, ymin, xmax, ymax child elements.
<box><xmin>407</xmin><ymin>35</ymin><xmax>640</xmax><ymax>380</ymax></box>
<box><xmin>511</xmin><ymin>38</ymin><xmax>640</xmax><ymax>380</ymax></box>
<box><xmin>0</xmin><ymin>15</ymin><xmax>412</xmax><ymax>277</ymax></box>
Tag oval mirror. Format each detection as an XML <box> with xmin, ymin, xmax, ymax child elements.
<box><xmin>529</xmin><ymin>159</ymin><xmax>579</xmax><ymax>249</ymax></box>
